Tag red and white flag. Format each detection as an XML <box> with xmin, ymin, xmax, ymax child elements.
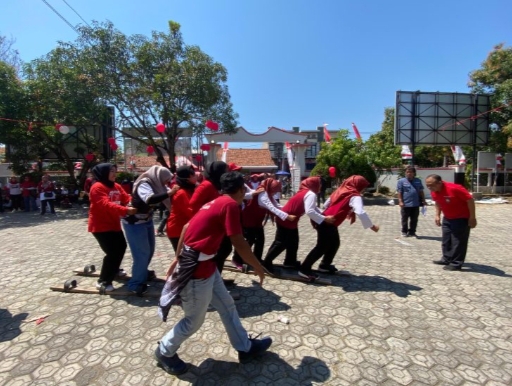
<box><xmin>450</xmin><ymin>146</ymin><xmax>466</xmax><ymax>165</ymax></box>
<box><xmin>401</xmin><ymin>145</ymin><xmax>413</xmax><ymax>160</ymax></box>
<box><xmin>351</xmin><ymin>122</ymin><xmax>362</xmax><ymax>142</ymax></box>
<box><xmin>285</xmin><ymin>141</ymin><xmax>294</xmax><ymax>168</ymax></box>
<box><xmin>496</xmin><ymin>153</ymin><xmax>503</xmax><ymax>168</ymax></box>
<box><xmin>323</xmin><ymin>123</ymin><xmax>331</xmax><ymax>143</ymax></box>
<box><xmin>221</xmin><ymin>142</ymin><xmax>228</xmax><ymax>163</ymax></box>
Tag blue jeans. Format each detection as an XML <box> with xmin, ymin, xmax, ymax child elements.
<box><xmin>23</xmin><ymin>196</ymin><xmax>38</xmax><ymax>211</ymax></box>
<box><xmin>158</xmin><ymin>270</ymin><xmax>251</xmax><ymax>357</ymax></box>
<box><xmin>122</xmin><ymin>220</ymin><xmax>155</xmax><ymax>291</ymax></box>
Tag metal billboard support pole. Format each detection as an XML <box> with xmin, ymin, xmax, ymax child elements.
<box><xmin>471</xmin><ymin>94</ymin><xmax>478</xmax><ymax>193</ymax></box>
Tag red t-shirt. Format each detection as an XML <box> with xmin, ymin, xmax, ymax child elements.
<box><xmin>20</xmin><ymin>181</ymin><xmax>37</xmax><ymax>197</ymax></box>
<box><xmin>184</xmin><ymin>196</ymin><xmax>242</xmax><ymax>255</ymax></box>
<box><xmin>167</xmin><ymin>188</ymin><xmax>194</xmax><ymax>238</ymax></box>
<box><xmin>431</xmin><ymin>182</ymin><xmax>472</xmax><ymax>219</ymax></box>
<box><xmin>88</xmin><ymin>182</ymin><xmax>131</xmax><ymax>232</ymax></box>
<box><xmin>189</xmin><ymin>180</ymin><xmax>219</xmax><ymax>216</ymax></box>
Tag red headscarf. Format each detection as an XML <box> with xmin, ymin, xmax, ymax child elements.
<box><xmin>329</xmin><ymin>175</ymin><xmax>369</xmax><ymax>205</ymax></box>
<box><xmin>299</xmin><ymin>177</ymin><xmax>321</xmax><ymax>194</ymax></box>
<box><xmin>259</xmin><ymin>178</ymin><xmax>282</xmax><ymax>196</ymax></box>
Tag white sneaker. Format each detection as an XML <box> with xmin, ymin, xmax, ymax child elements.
<box><xmin>117</xmin><ymin>269</ymin><xmax>127</xmax><ymax>277</ymax></box>
<box><xmin>96</xmin><ymin>282</ymin><xmax>115</xmax><ymax>292</ymax></box>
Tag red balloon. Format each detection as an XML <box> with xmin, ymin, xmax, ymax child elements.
<box><xmin>200</xmin><ymin>144</ymin><xmax>211</xmax><ymax>151</ymax></box>
<box><xmin>156</xmin><ymin>123</ymin><xmax>165</xmax><ymax>133</ymax></box>
<box><xmin>110</xmin><ymin>143</ymin><xmax>119</xmax><ymax>151</ymax></box>
<box><xmin>107</xmin><ymin>137</ymin><xmax>116</xmax><ymax>145</ymax></box>
<box><xmin>195</xmin><ymin>154</ymin><xmax>202</xmax><ymax>162</ymax></box>
<box><xmin>55</xmin><ymin>123</ymin><xmax>62</xmax><ymax>131</ymax></box>
<box><xmin>85</xmin><ymin>153</ymin><xmax>95</xmax><ymax>162</ymax></box>
<box><xmin>328</xmin><ymin>166</ymin><xmax>336</xmax><ymax>178</ymax></box>
<box><xmin>205</xmin><ymin>120</ymin><xmax>219</xmax><ymax>131</ymax></box>
<box><xmin>147</xmin><ymin>145</ymin><xmax>155</xmax><ymax>154</ymax></box>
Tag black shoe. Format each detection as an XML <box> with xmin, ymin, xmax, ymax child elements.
<box><xmin>154</xmin><ymin>347</ymin><xmax>188</xmax><ymax>375</ymax></box>
<box><xmin>223</xmin><ymin>278</ymin><xmax>235</xmax><ymax>287</ymax></box>
<box><xmin>238</xmin><ymin>335</ymin><xmax>272</xmax><ymax>363</ymax></box>
<box><xmin>318</xmin><ymin>264</ymin><xmax>339</xmax><ymax>274</ymax></box>
<box><xmin>283</xmin><ymin>261</ymin><xmax>300</xmax><ymax>269</ymax></box>
<box><xmin>262</xmin><ymin>260</ymin><xmax>275</xmax><ymax>275</ymax></box>
<box><xmin>443</xmin><ymin>264</ymin><xmax>462</xmax><ymax>271</ymax></box>
<box><xmin>408</xmin><ymin>233</ymin><xmax>418</xmax><ymax>238</ymax></box>
<box><xmin>132</xmin><ymin>283</ymin><xmax>148</xmax><ymax>296</ymax></box>
<box><xmin>147</xmin><ymin>270</ymin><xmax>157</xmax><ymax>281</ymax></box>
<box><xmin>432</xmin><ymin>259</ymin><xmax>449</xmax><ymax>265</ymax></box>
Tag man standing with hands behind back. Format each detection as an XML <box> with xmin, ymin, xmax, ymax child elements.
<box><xmin>425</xmin><ymin>174</ymin><xmax>477</xmax><ymax>271</ymax></box>
<box><xmin>397</xmin><ymin>166</ymin><xmax>426</xmax><ymax>237</ymax></box>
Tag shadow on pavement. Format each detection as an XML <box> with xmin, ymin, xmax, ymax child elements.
<box><xmin>0</xmin><ymin>309</ymin><xmax>28</xmax><ymax>342</ymax></box>
<box><xmin>236</xmin><ymin>281</ymin><xmax>290</xmax><ymax>318</ymax></box>
<box><xmin>416</xmin><ymin>235</ymin><xmax>443</xmax><ymax>241</ymax></box>
<box><xmin>463</xmin><ymin>263</ymin><xmax>512</xmax><ymax>277</ymax></box>
<box><xmin>335</xmin><ymin>275</ymin><xmax>422</xmax><ymax>298</ymax></box>
<box><xmin>174</xmin><ymin>353</ymin><xmax>330</xmax><ymax>385</ymax></box>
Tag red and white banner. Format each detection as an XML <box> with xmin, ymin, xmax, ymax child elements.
<box><xmin>351</xmin><ymin>122</ymin><xmax>362</xmax><ymax>142</ymax></box>
<box><xmin>323</xmin><ymin>123</ymin><xmax>331</xmax><ymax>143</ymax></box>
<box><xmin>496</xmin><ymin>153</ymin><xmax>503</xmax><ymax>168</ymax></box>
<box><xmin>450</xmin><ymin>146</ymin><xmax>466</xmax><ymax>165</ymax></box>
<box><xmin>401</xmin><ymin>145</ymin><xmax>413</xmax><ymax>160</ymax></box>
<box><xmin>285</xmin><ymin>141</ymin><xmax>294</xmax><ymax>168</ymax></box>
<box><xmin>221</xmin><ymin>142</ymin><xmax>228</xmax><ymax>163</ymax></box>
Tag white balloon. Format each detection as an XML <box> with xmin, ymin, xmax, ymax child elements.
<box><xmin>59</xmin><ymin>125</ymin><xmax>70</xmax><ymax>134</ymax></box>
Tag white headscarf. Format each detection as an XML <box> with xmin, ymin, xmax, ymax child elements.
<box><xmin>133</xmin><ymin>165</ymin><xmax>173</xmax><ymax>209</ymax></box>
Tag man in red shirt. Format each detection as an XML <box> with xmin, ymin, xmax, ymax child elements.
<box><xmin>155</xmin><ymin>172</ymin><xmax>271</xmax><ymax>375</ymax></box>
<box><xmin>425</xmin><ymin>174</ymin><xmax>477</xmax><ymax>271</ymax></box>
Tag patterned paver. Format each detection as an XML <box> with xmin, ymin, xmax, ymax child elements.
<box><xmin>0</xmin><ymin>203</ymin><xmax>511</xmax><ymax>385</ymax></box>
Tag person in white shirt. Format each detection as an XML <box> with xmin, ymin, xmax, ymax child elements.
<box><xmin>7</xmin><ymin>177</ymin><xmax>22</xmax><ymax>211</ymax></box>
<box><xmin>299</xmin><ymin>175</ymin><xmax>379</xmax><ymax>278</ymax></box>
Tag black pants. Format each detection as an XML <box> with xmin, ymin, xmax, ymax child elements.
<box><xmin>40</xmin><ymin>199</ymin><xmax>55</xmax><ymax>214</ymax></box>
<box><xmin>442</xmin><ymin>218</ymin><xmax>470</xmax><ymax>266</ymax></box>
<box><xmin>263</xmin><ymin>224</ymin><xmax>299</xmax><ymax>265</ymax></box>
<box><xmin>11</xmin><ymin>194</ymin><xmax>22</xmax><ymax>210</ymax></box>
<box><xmin>169</xmin><ymin>237</ymin><xmax>179</xmax><ymax>253</ymax></box>
<box><xmin>232</xmin><ymin>226</ymin><xmax>265</xmax><ymax>265</ymax></box>
<box><xmin>157</xmin><ymin>210</ymin><xmax>169</xmax><ymax>233</ymax></box>
<box><xmin>214</xmin><ymin>236</ymin><xmax>233</xmax><ymax>274</ymax></box>
<box><xmin>300</xmin><ymin>222</ymin><xmax>340</xmax><ymax>273</ymax></box>
<box><xmin>93</xmin><ymin>231</ymin><xmax>127</xmax><ymax>285</ymax></box>
<box><xmin>401</xmin><ymin>206</ymin><xmax>420</xmax><ymax>235</ymax></box>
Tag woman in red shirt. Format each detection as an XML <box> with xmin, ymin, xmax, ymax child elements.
<box><xmin>167</xmin><ymin>166</ymin><xmax>197</xmax><ymax>251</ymax></box>
<box><xmin>88</xmin><ymin>164</ymin><xmax>136</xmax><ymax>292</ymax></box>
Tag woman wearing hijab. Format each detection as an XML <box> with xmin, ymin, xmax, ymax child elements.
<box><xmin>299</xmin><ymin>175</ymin><xmax>380</xmax><ymax>279</ymax></box>
<box><xmin>123</xmin><ymin>165</ymin><xmax>178</xmax><ymax>295</ymax></box>
<box><xmin>262</xmin><ymin>176</ymin><xmax>336</xmax><ymax>275</ymax></box>
<box><xmin>167</xmin><ymin>166</ymin><xmax>197</xmax><ymax>251</ymax></box>
<box><xmin>38</xmin><ymin>175</ymin><xmax>56</xmax><ymax>215</ymax></box>
<box><xmin>88</xmin><ymin>164</ymin><xmax>136</xmax><ymax>292</ymax></box>
<box><xmin>231</xmin><ymin>178</ymin><xmax>295</xmax><ymax>268</ymax></box>
<box><xmin>189</xmin><ymin>161</ymin><xmax>235</xmax><ymax>275</ymax></box>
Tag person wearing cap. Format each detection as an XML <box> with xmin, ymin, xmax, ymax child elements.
<box><xmin>122</xmin><ymin>165</ymin><xmax>179</xmax><ymax>295</ymax></box>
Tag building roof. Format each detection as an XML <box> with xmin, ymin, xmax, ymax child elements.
<box><xmin>216</xmin><ymin>149</ymin><xmax>277</xmax><ymax>168</ymax></box>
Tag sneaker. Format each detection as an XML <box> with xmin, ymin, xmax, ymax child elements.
<box><xmin>282</xmin><ymin>261</ymin><xmax>300</xmax><ymax>269</ymax></box>
<box><xmin>401</xmin><ymin>232</ymin><xmax>408</xmax><ymax>237</ymax></box>
<box><xmin>156</xmin><ymin>232</ymin><xmax>165</xmax><ymax>237</ymax></box>
<box><xmin>298</xmin><ymin>270</ymin><xmax>320</xmax><ymax>281</ymax></box>
<box><xmin>154</xmin><ymin>347</ymin><xmax>188</xmax><ymax>375</ymax></box>
<box><xmin>96</xmin><ymin>282</ymin><xmax>115</xmax><ymax>292</ymax></box>
<box><xmin>132</xmin><ymin>283</ymin><xmax>148</xmax><ymax>296</ymax></box>
<box><xmin>443</xmin><ymin>264</ymin><xmax>462</xmax><ymax>271</ymax></box>
<box><xmin>117</xmin><ymin>269</ymin><xmax>127</xmax><ymax>277</ymax></box>
<box><xmin>238</xmin><ymin>335</ymin><xmax>272</xmax><ymax>363</ymax></box>
<box><xmin>317</xmin><ymin>264</ymin><xmax>339</xmax><ymax>274</ymax></box>
<box><xmin>408</xmin><ymin>233</ymin><xmax>418</xmax><ymax>238</ymax></box>
<box><xmin>432</xmin><ymin>259</ymin><xmax>449</xmax><ymax>265</ymax></box>
<box><xmin>231</xmin><ymin>260</ymin><xmax>244</xmax><ymax>271</ymax></box>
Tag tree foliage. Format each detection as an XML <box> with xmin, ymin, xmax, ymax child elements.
<box><xmin>469</xmin><ymin>43</ymin><xmax>512</xmax><ymax>152</ymax></box>
<box><xmin>311</xmin><ymin>129</ymin><xmax>376</xmax><ymax>185</ymax></box>
<box><xmin>364</xmin><ymin>108</ymin><xmax>402</xmax><ymax>171</ymax></box>
<box><xmin>0</xmin><ymin>34</ymin><xmax>22</xmax><ymax>73</ymax></box>
<box><xmin>72</xmin><ymin>20</ymin><xmax>238</xmax><ymax>169</ymax></box>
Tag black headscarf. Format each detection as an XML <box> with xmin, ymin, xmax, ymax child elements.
<box><xmin>92</xmin><ymin>163</ymin><xmax>115</xmax><ymax>188</ymax></box>
<box><xmin>176</xmin><ymin>165</ymin><xmax>196</xmax><ymax>192</ymax></box>
<box><xmin>203</xmin><ymin>161</ymin><xmax>228</xmax><ymax>190</ymax></box>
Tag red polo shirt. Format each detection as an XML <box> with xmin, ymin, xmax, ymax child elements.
<box><xmin>430</xmin><ymin>182</ymin><xmax>472</xmax><ymax>219</ymax></box>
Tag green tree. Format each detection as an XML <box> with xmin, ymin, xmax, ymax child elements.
<box><xmin>311</xmin><ymin>129</ymin><xmax>376</xmax><ymax>185</ymax></box>
<box><xmin>0</xmin><ymin>34</ymin><xmax>22</xmax><ymax>73</ymax></box>
<box><xmin>73</xmin><ymin>20</ymin><xmax>238</xmax><ymax>170</ymax></box>
<box><xmin>469</xmin><ymin>43</ymin><xmax>512</xmax><ymax>152</ymax></box>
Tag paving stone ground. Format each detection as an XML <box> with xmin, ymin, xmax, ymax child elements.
<box><xmin>0</xmin><ymin>203</ymin><xmax>511</xmax><ymax>386</ymax></box>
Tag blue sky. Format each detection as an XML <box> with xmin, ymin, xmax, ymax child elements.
<box><xmin>1</xmin><ymin>0</ymin><xmax>511</xmax><ymax>149</ymax></box>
